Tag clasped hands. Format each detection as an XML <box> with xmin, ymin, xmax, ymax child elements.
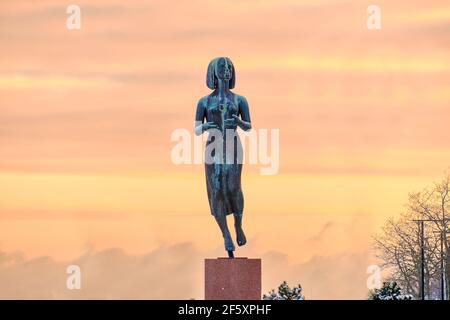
<box><xmin>203</xmin><ymin>115</ymin><xmax>241</xmax><ymax>131</ymax></box>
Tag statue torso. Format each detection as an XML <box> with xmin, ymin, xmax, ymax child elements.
<box><xmin>205</xmin><ymin>93</ymin><xmax>239</xmax><ymax>132</ymax></box>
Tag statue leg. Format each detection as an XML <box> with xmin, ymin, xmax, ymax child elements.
<box><xmin>233</xmin><ymin>211</ymin><xmax>247</xmax><ymax>246</ymax></box>
<box><xmin>214</xmin><ymin>214</ymin><xmax>235</xmax><ymax>253</ymax></box>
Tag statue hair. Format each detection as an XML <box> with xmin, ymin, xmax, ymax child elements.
<box><xmin>206</xmin><ymin>57</ymin><xmax>235</xmax><ymax>90</ymax></box>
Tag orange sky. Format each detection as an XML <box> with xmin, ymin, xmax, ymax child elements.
<box><xmin>0</xmin><ymin>0</ymin><xmax>449</xmax><ymax>299</ymax></box>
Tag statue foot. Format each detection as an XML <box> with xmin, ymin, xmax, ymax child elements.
<box><xmin>235</xmin><ymin>225</ymin><xmax>247</xmax><ymax>246</ymax></box>
<box><xmin>224</xmin><ymin>234</ymin><xmax>235</xmax><ymax>252</ymax></box>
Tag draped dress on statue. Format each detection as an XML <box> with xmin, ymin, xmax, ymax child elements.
<box><xmin>196</xmin><ymin>94</ymin><xmax>247</xmax><ymax>217</ymax></box>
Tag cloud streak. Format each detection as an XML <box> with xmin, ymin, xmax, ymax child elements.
<box><xmin>0</xmin><ymin>244</ymin><xmax>370</xmax><ymax>299</ymax></box>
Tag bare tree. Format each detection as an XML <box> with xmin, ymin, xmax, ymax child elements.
<box><xmin>373</xmin><ymin>173</ymin><xmax>449</xmax><ymax>299</ymax></box>
<box><xmin>408</xmin><ymin>174</ymin><xmax>450</xmax><ymax>298</ymax></box>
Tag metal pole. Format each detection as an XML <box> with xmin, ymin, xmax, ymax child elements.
<box><xmin>441</xmin><ymin>230</ymin><xmax>445</xmax><ymax>300</ymax></box>
<box><xmin>421</xmin><ymin>220</ymin><xmax>425</xmax><ymax>300</ymax></box>
<box><xmin>444</xmin><ymin>228</ymin><xmax>449</xmax><ymax>300</ymax></box>
<box><xmin>413</xmin><ymin>219</ymin><xmax>449</xmax><ymax>300</ymax></box>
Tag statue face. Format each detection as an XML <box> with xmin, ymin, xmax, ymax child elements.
<box><xmin>215</xmin><ymin>58</ymin><xmax>233</xmax><ymax>81</ymax></box>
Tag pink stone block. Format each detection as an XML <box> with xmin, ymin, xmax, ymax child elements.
<box><xmin>205</xmin><ymin>257</ymin><xmax>261</xmax><ymax>300</ymax></box>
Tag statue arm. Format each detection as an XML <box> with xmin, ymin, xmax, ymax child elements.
<box><xmin>235</xmin><ymin>96</ymin><xmax>252</xmax><ymax>131</ymax></box>
<box><xmin>195</xmin><ymin>98</ymin><xmax>218</xmax><ymax>135</ymax></box>
<box><xmin>194</xmin><ymin>99</ymin><xmax>206</xmax><ymax>136</ymax></box>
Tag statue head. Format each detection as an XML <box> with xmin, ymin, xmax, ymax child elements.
<box><xmin>206</xmin><ymin>57</ymin><xmax>235</xmax><ymax>90</ymax></box>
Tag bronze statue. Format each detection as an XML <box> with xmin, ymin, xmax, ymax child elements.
<box><xmin>195</xmin><ymin>57</ymin><xmax>252</xmax><ymax>258</ymax></box>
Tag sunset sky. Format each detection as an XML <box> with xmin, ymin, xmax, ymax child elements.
<box><xmin>0</xmin><ymin>0</ymin><xmax>449</xmax><ymax>299</ymax></box>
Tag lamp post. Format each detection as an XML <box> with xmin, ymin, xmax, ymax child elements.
<box><xmin>414</xmin><ymin>218</ymin><xmax>449</xmax><ymax>300</ymax></box>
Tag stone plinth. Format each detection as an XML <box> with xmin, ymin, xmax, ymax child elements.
<box><xmin>205</xmin><ymin>257</ymin><xmax>261</xmax><ymax>300</ymax></box>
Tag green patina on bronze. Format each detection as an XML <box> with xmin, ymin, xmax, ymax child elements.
<box><xmin>194</xmin><ymin>57</ymin><xmax>252</xmax><ymax>257</ymax></box>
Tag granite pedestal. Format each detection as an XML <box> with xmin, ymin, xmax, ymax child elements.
<box><xmin>205</xmin><ymin>257</ymin><xmax>261</xmax><ymax>300</ymax></box>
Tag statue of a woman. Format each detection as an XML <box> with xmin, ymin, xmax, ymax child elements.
<box><xmin>194</xmin><ymin>57</ymin><xmax>252</xmax><ymax>257</ymax></box>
